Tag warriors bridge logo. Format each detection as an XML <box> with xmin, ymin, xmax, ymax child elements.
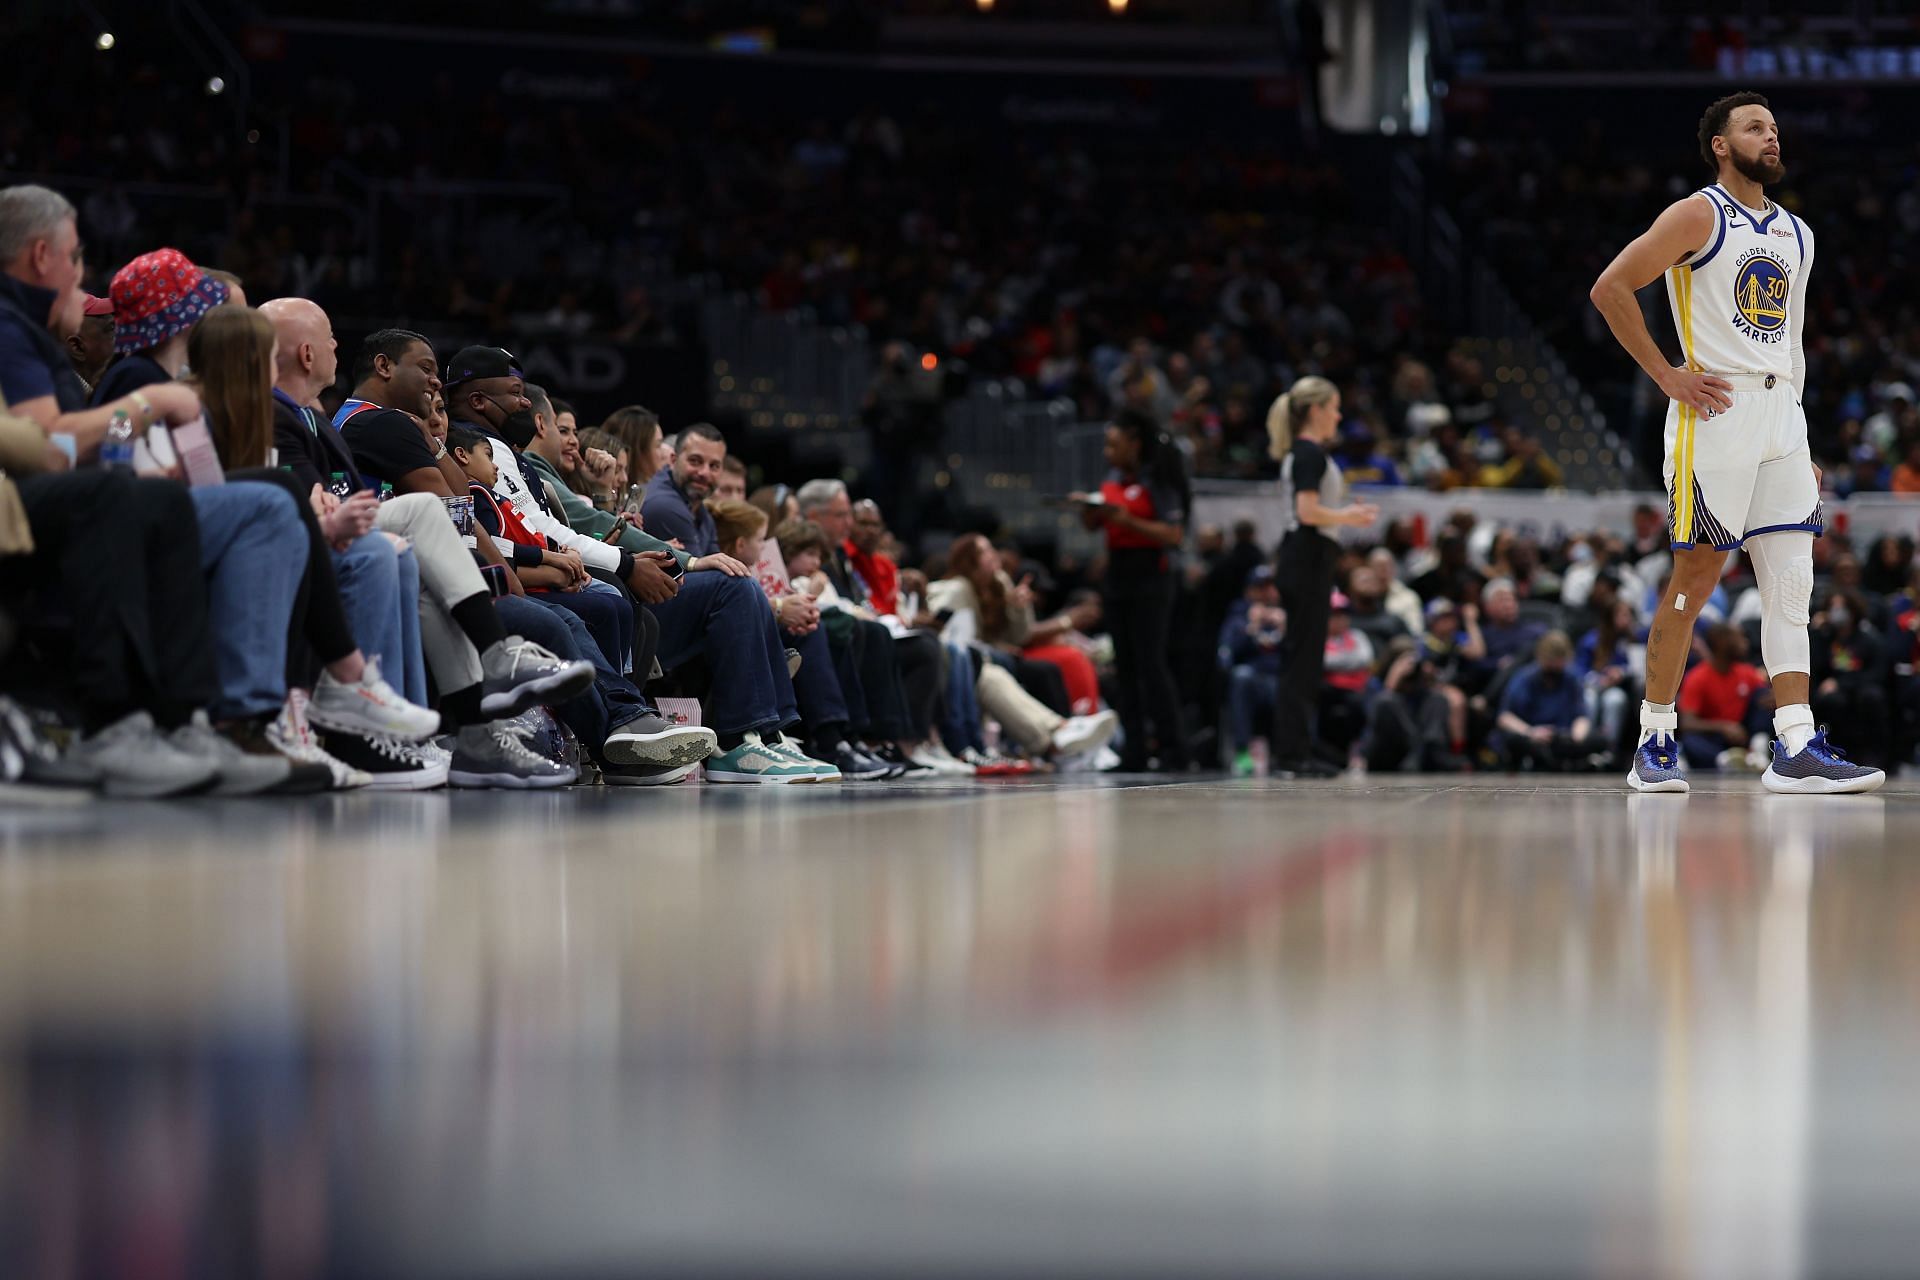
<box><xmin>1732</xmin><ymin>248</ymin><xmax>1790</xmax><ymax>343</ymax></box>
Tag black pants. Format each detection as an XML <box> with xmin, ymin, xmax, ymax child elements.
<box><xmin>3</xmin><ymin>470</ymin><xmax>218</xmax><ymax>729</ymax></box>
<box><xmin>1365</xmin><ymin>688</ymin><xmax>1452</xmax><ymax>773</ymax></box>
<box><xmin>1274</xmin><ymin>532</ymin><xmax>1337</xmax><ymax>762</ymax></box>
<box><xmin>834</xmin><ymin>616</ymin><xmax>906</xmax><ymax>741</ymax></box>
<box><xmin>1105</xmin><ymin>564</ymin><xmax>1187</xmax><ymax>769</ymax></box>
<box><xmin>894</xmin><ymin>630</ymin><xmax>945</xmax><ymax>741</ymax></box>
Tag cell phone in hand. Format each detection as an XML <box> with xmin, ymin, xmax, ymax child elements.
<box><xmin>480</xmin><ymin>563</ymin><xmax>510</xmax><ymax>598</ymax></box>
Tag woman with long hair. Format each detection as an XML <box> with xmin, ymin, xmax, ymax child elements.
<box><xmin>600</xmin><ymin>405</ymin><xmax>671</xmax><ymax>489</ymax></box>
<box><xmin>1266</xmin><ymin>375</ymin><xmax>1379</xmax><ymax>777</ymax></box>
<box><xmin>930</xmin><ymin>533</ymin><xmax>1119</xmax><ymax>765</ymax></box>
<box><xmin>1072</xmin><ymin>408</ymin><xmax>1191</xmax><ymax>771</ymax></box>
<box><xmin>188</xmin><ymin>305</ymin><xmax>279</xmax><ymax>472</ymax></box>
<box><xmin>187</xmin><ymin>306</ymin><xmax>439</xmax><ymax>772</ymax></box>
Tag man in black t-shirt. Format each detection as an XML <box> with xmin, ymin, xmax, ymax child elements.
<box><xmin>335</xmin><ymin>329</ymin><xmax>467</xmax><ymax>497</ymax></box>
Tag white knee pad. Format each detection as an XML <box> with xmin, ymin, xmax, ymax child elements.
<box><xmin>1749</xmin><ymin>532</ymin><xmax>1814</xmax><ymax>676</ymax></box>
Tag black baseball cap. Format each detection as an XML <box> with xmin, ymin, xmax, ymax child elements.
<box><xmin>443</xmin><ymin>345</ymin><xmax>522</xmax><ymax>390</ymax></box>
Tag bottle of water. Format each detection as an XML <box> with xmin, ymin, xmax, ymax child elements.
<box><xmin>100</xmin><ymin>410</ymin><xmax>136</xmax><ymax>471</ymax></box>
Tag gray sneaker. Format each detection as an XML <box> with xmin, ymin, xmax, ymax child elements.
<box><xmin>0</xmin><ymin>697</ymin><xmax>99</xmax><ymax>789</ymax></box>
<box><xmin>479</xmin><ymin>637</ymin><xmax>595</xmax><ymax>719</ymax></box>
<box><xmin>449</xmin><ymin>722</ymin><xmax>578</xmax><ymax>789</ymax></box>
<box><xmin>71</xmin><ymin>712</ymin><xmax>220</xmax><ymax>798</ymax></box>
<box><xmin>603</xmin><ymin>713</ymin><xmax>717</xmax><ymax>768</ymax></box>
<box><xmin>169</xmin><ymin>712</ymin><xmax>294</xmax><ymax>796</ymax></box>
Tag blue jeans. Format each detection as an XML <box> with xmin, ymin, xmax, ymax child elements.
<box><xmin>940</xmin><ymin>641</ymin><xmax>986</xmax><ymax>755</ymax></box>
<box><xmin>332</xmin><ymin>533</ymin><xmax>426</xmax><ymax>704</ymax></box>
<box><xmin>1226</xmin><ymin>664</ymin><xmax>1281</xmax><ymax>752</ymax></box>
<box><xmin>647</xmin><ymin>572</ymin><xmax>797</xmax><ymax>737</ymax></box>
<box><xmin>190</xmin><ymin>482</ymin><xmax>306</xmax><ymax>720</ymax></box>
<box><xmin>536</xmin><ymin>579</ymin><xmax>634</xmax><ymax>676</ymax></box>
<box><xmin>495</xmin><ymin>595</ymin><xmax>650</xmax><ymax>758</ymax></box>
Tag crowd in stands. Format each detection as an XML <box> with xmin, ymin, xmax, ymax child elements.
<box><xmin>0</xmin><ymin>180</ymin><xmax>1146</xmax><ymax>796</ymax></box>
<box><xmin>3</xmin><ymin>12</ymin><xmax>1580</xmax><ymax>492</ymax></box>
<box><xmin>1185</xmin><ymin>502</ymin><xmax>1920</xmax><ymax>777</ymax></box>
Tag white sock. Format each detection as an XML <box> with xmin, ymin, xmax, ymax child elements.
<box><xmin>1639</xmin><ymin>700</ymin><xmax>1677</xmax><ymax>744</ymax></box>
<box><xmin>1774</xmin><ymin>704</ymin><xmax>1816</xmax><ymax>756</ymax></box>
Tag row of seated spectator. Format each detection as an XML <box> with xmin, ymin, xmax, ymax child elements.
<box><xmin>0</xmin><ymin>182</ymin><xmax>1131</xmax><ymax>797</ymax></box>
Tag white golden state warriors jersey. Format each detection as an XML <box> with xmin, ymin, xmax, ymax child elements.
<box><xmin>1664</xmin><ymin>185</ymin><xmax>1811</xmax><ymax>380</ymax></box>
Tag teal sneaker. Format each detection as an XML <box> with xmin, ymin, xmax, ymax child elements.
<box><xmin>706</xmin><ymin>732</ymin><xmax>836</xmax><ymax>785</ymax></box>
<box><xmin>766</xmin><ymin>733</ymin><xmax>843</xmax><ymax>782</ymax></box>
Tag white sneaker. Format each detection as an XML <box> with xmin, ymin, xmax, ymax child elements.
<box><xmin>309</xmin><ymin>657</ymin><xmax>440</xmax><ymax>741</ymax></box>
<box><xmin>1050</xmin><ymin>709</ymin><xmax>1120</xmax><ymax>758</ymax></box>
<box><xmin>909</xmin><ymin>741</ymin><xmax>975</xmax><ymax>776</ymax></box>
<box><xmin>269</xmin><ymin>692</ymin><xmax>372</xmax><ymax>791</ymax></box>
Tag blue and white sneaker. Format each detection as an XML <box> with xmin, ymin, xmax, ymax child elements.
<box><xmin>1761</xmin><ymin>731</ymin><xmax>1885</xmax><ymax>795</ymax></box>
<box><xmin>1627</xmin><ymin>734</ymin><xmax>1688</xmax><ymax>793</ymax></box>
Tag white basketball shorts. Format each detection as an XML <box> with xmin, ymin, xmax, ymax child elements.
<box><xmin>1662</xmin><ymin>375</ymin><xmax>1823</xmax><ymax>551</ymax></box>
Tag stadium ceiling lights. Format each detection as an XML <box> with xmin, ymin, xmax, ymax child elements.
<box><xmin>206</xmin><ymin>76</ymin><xmax>225</xmax><ymax>95</ymax></box>
<box><xmin>95</xmin><ymin>31</ymin><xmax>115</xmax><ymax>50</ymax></box>
<box><xmin>973</xmin><ymin>0</ymin><xmax>1131</xmax><ymax>11</ymax></box>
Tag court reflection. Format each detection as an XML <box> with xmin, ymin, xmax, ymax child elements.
<box><xmin>0</xmin><ymin>781</ymin><xmax>1915</xmax><ymax>1277</ymax></box>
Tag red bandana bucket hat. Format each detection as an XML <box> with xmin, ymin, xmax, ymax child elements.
<box><xmin>109</xmin><ymin>248</ymin><xmax>230</xmax><ymax>354</ymax></box>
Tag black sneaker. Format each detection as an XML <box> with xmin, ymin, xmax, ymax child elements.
<box><xmin>822</xmin><ymin>741</ymin><xmax>893</xmax><ymax>782</ymax></box>
<box><xmin>869</xmin><ymin>742</ymin><xmax>933</xmax><ymax>778</ymax></box>
<box><xmin>317</xmin><ymin>726</ymin><xmax>451</xmax><ymax>791</ymax></box>
<box><xmin>1274</xmin><ymin>756</ymin><xmax>1341</xmax><ymax>780</ymax></box>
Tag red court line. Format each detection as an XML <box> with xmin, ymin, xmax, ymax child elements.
<box><xmin>1024</xmin><ymin>834</ymin><xmax>1379</xmax><ymax>1011</ymax></box>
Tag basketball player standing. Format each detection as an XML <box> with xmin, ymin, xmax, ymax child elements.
<box><xmin>1590</xmin><ymin>91</ymin><xmax>1882</xmax><ymax>794</ymax></box>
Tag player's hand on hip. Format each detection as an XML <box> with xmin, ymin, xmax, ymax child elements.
<box><xmin>1662</xmin><ymin>367</ymin><xmax>1734</xmax><ymax>416</ymax></box>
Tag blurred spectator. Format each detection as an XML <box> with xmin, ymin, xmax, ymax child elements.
<box><xmin>1478</xmin><ymin>578</ymin><xmax>1546</xmax><ymax>672</ymax></box>
<box><xmin>1811</xmin><ymin>589</ymin><xmax>1890</xmax><ymax>769</ymax></box>
<box><xmin>1219</xmin><ymin>564</ymin><xmax>1285</xmax><ymax>777</ymax></box>
<box><xmin>1345</xmin><ymin>564</ymin><xmax>1410</xmax><ymax>651</ymax></box>
<box><xmin>1366</xmin><ymin>636</ymin><xmax>1464</xmax><ymax>773</ymax></box>
<box><xmin>64</xmin><ymin>294</ymin><xmax>115</xmax><ymax>393</ymax></box>
<box><xmin>1481</xmin><ymin>427</ymin><xmax>1565</xmax><ymax>490</ymax></box>
<box><xmin>1677</xmin><ymin>623</ymin><xmax>1771</xmax><ymax>771</ymax></box>
<box><xmin>1368</xmin><ymin>547</ymin><xmax>1426</xmax><ymax>635</ymax></box>
<box><xmin>1495</xmin><ymin>631</ymin><xmax>1598</xmax><ymax>771</ymax></box>
<box><xmin>1319</xmin><ymin>592</ymin><xmax>1375</xmax><ymax>759</ymax></box>
<box><xmin>1411</xmin><ymin>532</ymin><xmax>1486</xmax><ymax>604</ymax></box>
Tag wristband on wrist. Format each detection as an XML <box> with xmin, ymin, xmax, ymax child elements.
<box><xmin>129</xmin><ymin>391</ymin><xmax>154</xmax><ymax>426</ymax></box>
